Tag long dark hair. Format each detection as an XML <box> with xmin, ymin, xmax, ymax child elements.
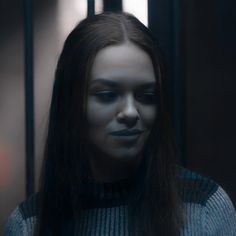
<box><xmin>36</xmin><ymin>12</ymin><xmax>185</xmax><ymax>236</ymax></box>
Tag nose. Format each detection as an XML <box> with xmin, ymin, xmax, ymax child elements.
<box><xmin>117</xmin><ymin>94</ymin><xmax>139</xmax><ymax>127</ymax></box>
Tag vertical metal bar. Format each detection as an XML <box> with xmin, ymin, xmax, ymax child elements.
<box><xmin>24</xmin><ymin>0</ymin><xmax>35</xmax><ymax>197</ymax></box>
<box><xmin>88</xmin><ymin>0</ymin><xmax>95</xmax><ymax>16</ymax></box>
<box><xmin>170</xmin><ymin>0</ymin><xmax>186</xmax><ymax>166</ymax></box>
<box><xmin>103</xmin><ymin>0</ymin><xmax>122</xmax><ymax>11</ymax></box>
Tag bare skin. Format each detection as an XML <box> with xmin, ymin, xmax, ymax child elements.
<box><xmin>86</xmin><ymin>42</ymin><xmax>157</xmax><ymax>182</ymax></box>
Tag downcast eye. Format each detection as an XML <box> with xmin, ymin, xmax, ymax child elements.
<box><xmin>94</xmin><ymin>91</ymin><xmax>118</xmax><ymax>103</ymax></box>
<box><xmin>135</xmin><ymin>92</ymin><xmax>157</xmax><ymax>104</ymax></box>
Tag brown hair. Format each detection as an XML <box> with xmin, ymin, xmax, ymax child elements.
<box><xmin>36</xmin><ymin>12</ymin><xmax>185</xmax><ymax>236</ymax></box>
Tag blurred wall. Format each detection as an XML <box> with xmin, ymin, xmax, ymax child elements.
<box><xmin>149</xmin><ymin>0</ymin><xmax>236</xmax><ymax>207</ymax></box>
<box><xmin>0</xmin><ymin>0</ymin><xmax>89</xmax><ymax>234</ymax></box>
<box><xmin>185</xmin><ymin>0</ymin><xmax>236</xmax><ymax>206</ymax></box>
<box><xmin>0</xmin><ymin>1</ymin><xmax>25</xmax><ymax>234</ymax></box>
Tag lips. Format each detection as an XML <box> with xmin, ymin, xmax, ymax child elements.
<box><xmin>109</xmin><ymin>129</ymin><xmax>144</xmax><ymax>136</ymax></box>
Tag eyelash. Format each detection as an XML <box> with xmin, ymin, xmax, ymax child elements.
<box><xmin>94</xmin><ymin>91</ymin><xmax>157</xmax><ymax>104</ymax></box>
<box><xmin>135</xmin><ymin>92</ymin><xmax>157</xmax><ymax>104</ymax></box>
<box><xmin>95</xmin><ymin>91</ymin><xmax>117</xmax><ymax>102</ymax></box>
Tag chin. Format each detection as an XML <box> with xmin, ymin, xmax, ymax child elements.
<box><xmin>106</xmin><ymin>148</ymin><xmax>142</xmax><ymax>162</ymax></box>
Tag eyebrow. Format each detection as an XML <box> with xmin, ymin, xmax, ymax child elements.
<box><xmin>89</xmin><ymin>78</ymin><xmax>156</xmax><ymax>88</ymax></box>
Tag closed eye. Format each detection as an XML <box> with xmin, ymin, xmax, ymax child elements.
<box><xmin>94</xmin><ymin>91</ymin><xmax>118</xmax><ymax>103</ymax></box>
<box><xmin>135</xmin><ymin>92</ymin><xmax>157</xmax><ymax>104</ymax></box>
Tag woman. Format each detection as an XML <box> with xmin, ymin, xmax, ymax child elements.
<box><xmin>5</xmin><ymin>12</ymin><xmax>236</xmax><ymax>236</ymax></box>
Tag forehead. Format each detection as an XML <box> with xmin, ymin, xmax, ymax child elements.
<box><xmin>90</xmin><ymin>42</ymin><xmax>156</xmax><ymax>87</ymax></box>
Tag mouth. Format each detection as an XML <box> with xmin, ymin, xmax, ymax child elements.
<box><xmin>109</xmin><ymin>129</ymin><xmax>144</xmax><ymax>136</ymax></box>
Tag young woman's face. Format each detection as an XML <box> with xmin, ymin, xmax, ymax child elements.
<box><xmin>86</xmin><ymin>42</ymin><xmax>157</xmax><ymax>162</ymax></box>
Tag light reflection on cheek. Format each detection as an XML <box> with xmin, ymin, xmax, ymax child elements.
<box><xmin>87</xmin><ymin>100</ymin><xmax>117</xmax><ymax>125</ymax></box>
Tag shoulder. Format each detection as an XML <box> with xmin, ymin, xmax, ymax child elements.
<box><xmin>204</xmin><ymin>185</ymin><xmax>236</xmax><ymax>234</ymax></box>
<box><xmin>18</xmin><ymin>193</ymin><xmax>39</xmax><ymax>219</ymax></box>
<box><xmin>4</xmin><ymin>194</ymin><xmax>38</xmax><ymax>236</ymax></box>
<box><xmin>178</xmin><ymin>166</ymin><xmax>219</xmax><ymax>205</ymax></box>
<box><xmin>178</xmin><ymin>166</ymin><xmax>236</xmax><ymax>235</ymax></box>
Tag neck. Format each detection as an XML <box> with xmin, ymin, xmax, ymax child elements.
<box><xmin>88</xmin><ymin>151</ymin><xmax>143</xmax><ymax>183</ymax></box>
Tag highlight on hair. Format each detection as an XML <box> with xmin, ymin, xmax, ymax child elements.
<box><xmin>36</xmin><ymin>11</ymin><xmax>185</xmax><ymax>236</ymax></box>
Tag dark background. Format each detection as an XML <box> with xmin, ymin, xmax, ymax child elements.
<box><xmin>148</xmin><ymin>0</ymin><xmax>236</xmax><ymax>206</ymax></box>
<box><xmin>184</xmin><ymin>0</ymin><xmax>236</xmax><ymax>206</ymax></box>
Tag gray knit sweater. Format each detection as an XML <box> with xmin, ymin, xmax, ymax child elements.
<box><xmin>4</xmin><ymin>167</ymin><xmax>236</xmax><ymax>235</ymax></box>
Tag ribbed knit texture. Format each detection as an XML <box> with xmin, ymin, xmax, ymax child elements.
<box><xmin>4</xmin><ymin>167</ymin><xmax>236</xmax><ymax>235</ymax></box>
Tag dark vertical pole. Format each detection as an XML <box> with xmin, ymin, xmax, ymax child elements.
<box><xmin>88</xmin><ymin>0</ymin><xmax>95</xmax><ymax>16</ymax></box>
<box><xmin>24</xmin><ymin>0</ymin><xmax>35</xmax><ymax>197</ymax></box>
<box><xmin>103</xmin><ymin>0</ymin><xmax>122</xmax><ymax>11</ymax></box>
<box><xmin>170</xmin><ymin>0</ymin><xmax>186</xmax><ymax>166</ymax></box>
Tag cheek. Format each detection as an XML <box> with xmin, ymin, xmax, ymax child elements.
<box><xmin>140</xmin><ymin>106</ymin><xmax>157</xmax><ymax>128</ymax></box>
<box><xmin>86</xmin><ymin>102</ymin><xmax>118</xmax><ymax>151</ymax></box>
<box><xmin>86</xmin><ymin>100</ymin><xmax>116</xmax><ymax>131</ymax></box>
